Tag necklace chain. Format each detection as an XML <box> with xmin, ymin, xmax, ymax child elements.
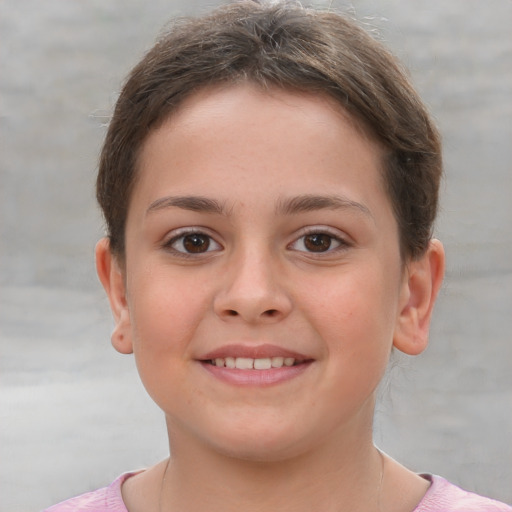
<box><xmin>158</xmin><ymin>449</ymin><xmax>385</xmax><ymax>512</ymax></box>
<box><xmin>158</xmin><ymin>457</ymin><xmax>171</xmax><ymax>512</ymax></box>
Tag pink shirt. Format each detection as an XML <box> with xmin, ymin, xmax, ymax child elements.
<box><xmin>43</xmin><ymin>473</ymin><xmax>512</xmax><ymax>511</ymax></box>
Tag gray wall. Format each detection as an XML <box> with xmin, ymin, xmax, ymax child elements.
<box><xmin>1</xmin><ymin>1</ymin><xmax>511</xmax><ymax>510</ymax></box>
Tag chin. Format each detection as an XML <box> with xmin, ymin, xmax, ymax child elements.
<box><xmin>213</xmin><ymin>438</ymin><xmax>306</xmax><ymax>463</ymax></box>
<box><xmin>202</xmin><ymin>416</ymin><xmax>315</xmax><ymax>463</ymax></box>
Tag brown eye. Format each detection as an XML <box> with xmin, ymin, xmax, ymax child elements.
<box><xmin>182</xmin><ymin>234</ymin><xmax>210</xmax><ymax>253</ymax></box>
<box><xmin>167</xmin><ymin>231</ymin><xmax>221</xmax><ymax>255</ymax></box>
<box><xmin>289</xmin><ymin>230</ymin><xmax>345</xmax><ymax>254</ymax></box>
<box><xmin>303</xmin><ymin>233</ymin><xmax>333</xmax><ymax>252</ymax></box>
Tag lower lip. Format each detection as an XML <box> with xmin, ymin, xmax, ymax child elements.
<box><xmin>200</xmin><ymin>361</ymin><xmax>313</xmax><ymax>386</ymax></box>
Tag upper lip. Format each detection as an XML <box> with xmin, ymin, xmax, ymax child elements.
<box><xmin>199</xmin><ymin>343</ymin><xmax>312</xmax><ymax>361</ymax></box>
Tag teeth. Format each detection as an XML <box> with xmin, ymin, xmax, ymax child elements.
<box><xmin>254</xmin><ymin>358</ymin><xmax>272</xmax><ymax>370</ymax></box>
<box><xmin>271</xmin><ymin>356</ymin><xmax>284</xmax><ymax>367</ymax></box>
<box><xmin>235</xmin><ymin>357</ymin><xmax>253</xmax><ymax>370</ymax></box>
<box><xmin>211</xmin><ymin>357</ymin><xmax>298</xmax><ymax>369</ymax></box>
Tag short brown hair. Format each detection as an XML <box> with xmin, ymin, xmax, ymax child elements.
<box><xmin>97</xmin><ymin>0</ymin><xmax>442</xmax><ymax>260</ymax></box>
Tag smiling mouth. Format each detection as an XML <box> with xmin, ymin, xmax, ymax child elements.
<box><xmin>206</xmin><ymin>356</ymin><xmax>306</xmax><ymax>370</ymax></box>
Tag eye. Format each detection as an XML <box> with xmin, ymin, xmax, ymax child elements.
<box><xmin>166</xmin><ymin>231</ymin><xmax>221</xmax><ymax>255</ymax></box>
<box><xmin>290</xmin><ymin>230</ymin><xmax>347</xmax><ymax>253</ymax></box>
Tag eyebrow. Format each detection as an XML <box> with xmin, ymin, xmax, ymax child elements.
<box><xmin>147</xmin><ymin>195</ymin><xmax>226</xmax><ymax>215</ymax></box>
<box><xmin>146</xmin><ymin>193</ymin><xmax>372</xmax><ymax>220</ymax></box>
<box><xmin>276</xmin><ymin>194</ymin><xmax>373</xmax><ymax>219</ymax></box>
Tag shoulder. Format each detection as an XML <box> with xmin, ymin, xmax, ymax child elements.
<box><xmin>414</xmin><ymin>475</ymin><xmax>512</xmax><ymax>512</ymax></box>
<box><xmin>42</xmin><ymin>472</ymin><xmax>140</xmax><ymax>512</ymax></box>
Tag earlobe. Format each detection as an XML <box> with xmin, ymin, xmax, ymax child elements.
<box><xmin>393</xmin><ymin>239</ymin><xmax>445</xmax><ymax>356</ymax></box>
<box><xmin>95</xmin><ymin>238</ymin><xmax>134</xmax><ymax>355</ymax></box>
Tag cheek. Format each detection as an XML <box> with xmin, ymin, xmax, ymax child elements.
<box><xmin>126</xmin><ymin>267</ymin><xmax>211</xmax><ymax>358</ymax></box>
<box><xmin>302</xmin><ymin>265</ymin><xmax>400</xmax><ymax>355</ymax></box>
<box><xmin>125</xmin><ymin>273</ymin><xmax>210</xmax><ymax>410</ymax></box>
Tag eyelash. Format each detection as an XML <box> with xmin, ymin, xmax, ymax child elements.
<box><xmin>163</xmin><ymin>228</ymin><xmax>222</xmax><ymax>257</ymax></box>
<box><xmin>162</xmin><ymin>227</ymin><xmax>350</xmax><ymax>257</ymax></box>
<box><xmin>288</xmin><ymin>228</ymin><xmax>351</xmax><ymax>255</ymax></box>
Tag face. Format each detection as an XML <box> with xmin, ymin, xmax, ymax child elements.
<box><xmin>104</xmin><ymin>84</ymin><xmax>417</xmax><ymax>461</ymax></box>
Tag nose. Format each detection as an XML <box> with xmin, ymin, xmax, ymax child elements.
<box><xmin>213</xmin><ymin>249</ymin><xmax>293</xmax><ymax>324</ymax></box>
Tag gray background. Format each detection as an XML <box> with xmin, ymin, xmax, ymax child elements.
<box><xmin>1</xmin><ymin>0</ymin><xmax>511</xmax><ymax>510</ymax></box>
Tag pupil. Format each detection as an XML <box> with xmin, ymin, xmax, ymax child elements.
<box><xmin>304</xmin><ymin>234</ymin><xmax>331</xmax><ymax>252</ymax></box>
<box><xmin>183</xmin><ymin>234</ymin><xmax>209</xmax><ymax>253</ymax></box>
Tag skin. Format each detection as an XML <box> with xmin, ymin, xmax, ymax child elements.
<box><xmin>96</xmin><ymin>83</ymin><xmax>445</xmax><ymax>512</ymax></box>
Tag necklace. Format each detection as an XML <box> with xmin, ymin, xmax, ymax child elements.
<box><xmin>158</xmin><ymin>457</ymin><xmax>171</xmax><ymax>512</ymax></box>
<box><xmin>158</xmin><ymin>449</ymin><xmax>385</xmax><ymax>512</ymax></box>
<box><xmin>376</xmin><ymin>448</ymin><xmax>386</xmax><ymax>512</ymax></box>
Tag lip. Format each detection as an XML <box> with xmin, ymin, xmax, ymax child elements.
<box><xmin>200</xmin><ymin>360</ymin><xmax>313</xmax><ymax>386</ymax></box>
<box><xmin>197</xmin><ymin>344</ymin><xmax>314</xmax><ymax>387</ymax></box>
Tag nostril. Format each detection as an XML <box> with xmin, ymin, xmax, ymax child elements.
<box><xmin>226</xmin><ymin>310</ymin><xmax>238</xmax><ymax>316</ymax></box>
<box><xmin>264</xmin><ymin>309</ymin><xmax>278</xmax><ymax>317</ymax></box>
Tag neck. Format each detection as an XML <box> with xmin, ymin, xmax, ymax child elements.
<box><xmin>160</xmin><ymin>418</ymin><xmax>384</xmax><ymax>512</ymax></box>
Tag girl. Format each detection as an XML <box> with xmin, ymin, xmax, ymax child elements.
<box><xmin>45</xmin><ymin>2</ymin><xmax>511</xmax><ymax>511</ymax></box>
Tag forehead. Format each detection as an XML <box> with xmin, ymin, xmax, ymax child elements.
<box><xmin>133</xmin><ymin>83</ymin><xmax>388</xmax><ymax>213</ymax></box>
<box><xmin>140</xmin><ymin>83</ymin><xmax>382</xmax><ymax>167</ymax></box>
<box><xmin>157</xmin><ymin>83</ymin><xmax>377</xmax><ymax>149</ymax></box>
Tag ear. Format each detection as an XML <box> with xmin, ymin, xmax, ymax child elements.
<box><xmin>393</xmin><ymin>239</ymin><xmax>445</xmax><ymax>355</ymax></box>
<box><xmin>95</xmin><ymin>238</ymin><xmax>133</xmax><ymax>354</ymax></box>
